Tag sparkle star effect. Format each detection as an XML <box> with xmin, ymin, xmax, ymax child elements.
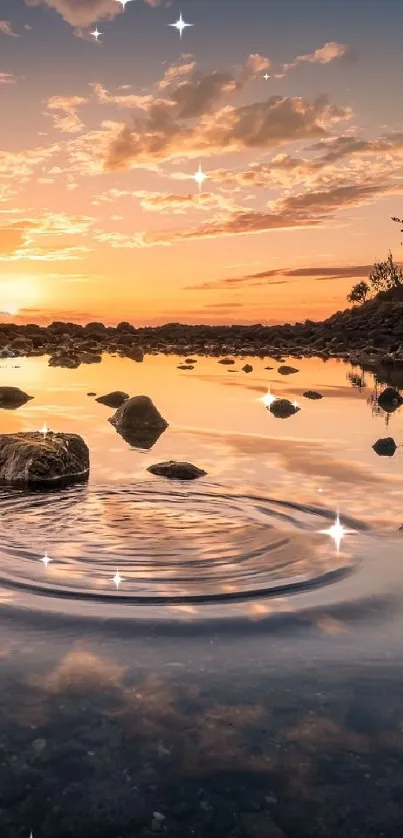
<box><xmin>192</xmin><ymin>163</ymin><xmax>207</xmax><ymax>191</ymax></box>
<box><xmin>91</xmin><ymin>27</ymin><xmax>102</xmax><ymax>42</ymax></box>
<box><xmin>259</xmin><ymin>388</ymin><xmax>277</xmax><ymax>407</ymax></box>
<box><xmin>41</xmin><ymin>552</ymin><xmax>51</xmax><ymax>567</ymax></box>
<box><xmin>263</xmin><ymin>73</ymin><xmax>270</xmax><ymax>81</ymax></box>
<box><xmin>169</xmin><ymin>12</ymin><xmax>193</xmax><ymax>39</ymax></box>
<box><xmin>318</xmin><ymin>513</ymin><xmax>356</xmax><ymax>553</ymax></box>
<box><xmin>116</xmin><ymin>0</ymin><xmax>133</xmax><ymax>7</ymax></box>
<box><xmin>112</xmin><ymin>568</ymin><xmax>124</xmax><ymax>589</ymax></box>
<box><xmin>40</xmin><ymin>423</ymin><xmax>49</xmax><ymax>437</ymax></box>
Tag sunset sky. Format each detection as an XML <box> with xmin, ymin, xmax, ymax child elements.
<box><xmin>0</xmin><ymin>0</ymin><xmax>403</xmax><ymax>326</ymax></box>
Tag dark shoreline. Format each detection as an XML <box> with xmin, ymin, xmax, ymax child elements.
<box><xmin>1</xmin><ymin>288</ymin><xmax>403</xmax><ymax>371</ymax></box>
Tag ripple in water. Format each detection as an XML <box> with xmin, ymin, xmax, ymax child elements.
<box><xmin>0</xmin><ymin>484</ymin><xmax>362</xmax><ymax>604</ymax></box>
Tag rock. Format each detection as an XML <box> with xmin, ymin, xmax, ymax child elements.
<box><xmin>87</xmin><ymin>392</ymin><xmax>97</xmax><ymax>396</ymax></box>
<box><xmin>372</xmin><ymin>437</ymin><xmax>397</xmax><ymax>456</ymax></box>
<box><xmin>269</xmin><ymin>399</ymin><xmax>300</xmax><ymax>418</ymax></box>
<box><xmin>377</xmin><ymin>387</ymin><xmax>403</xmax><ymax>411</ymax></box>
<box><xmin>303</xmin><ymin>390</ymin><xmax>323</xmax><ymax>399</ymax></box>
<box><xmin>32</xmin><ymin>738</ymin><xmax>47</xmax><ymax>755</ymax></box>
<box><xmin>109</xmin><ymin>396</ymin><xmax>168</xmax><ymax>449</ymax></box>
<box><xmin>147</xmin><ymin>460</ymin><xmax>207</xmax><ymax>480</ymax></box>
<box><xmin>0</xmin><ymin>431</ymin><xmax>89</xmax><ymax>487</ymax></box>
<box><xmin>185</xmin><ymin>358</ymin><xmax>197</xmax><ymax>363</ymax></box>
<box><xmin>218</xmin><ymin>358</ymin><xmax>235</xmax><ymax>365</ymax></box>
<box><xmin>277</xmin><ymin>365</ymin><xmax>299</xmax><ymax>375</ymax></box>
<box><xmin>96</xmin><ymin>391</ymin><xmax>129</xmax><ymax>408</ymax></box>
<box><xmin>0</xmin><ymin>387</ymin><xmax>33</xmax><ymax>409</ymax></box>
<box><xmin>242</xmin><ymin>364</ymin><xmax>253</xmax><ymax>373</ymax></box>
<box><xmin>48</xmin><ymin>353</ymin><xmax>81</xmax><ymax>369</ymax></box>
<box><xmin>264</xmin><ymin>366</ymin><xmax>274</xmax><ymax>369</ymax></box>
<box><xmin>177</xmin><ymin>364</ymin><xmax>194</xmax><ymax>370</ymax></box>
<box><xmin>125</xmin><ymin>345</ymin><xmax>144</xmax><ymax>362</ymax></box>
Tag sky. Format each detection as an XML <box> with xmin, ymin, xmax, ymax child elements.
<box><xmin>0</xmin><ymin>0</ymin><xmax>403</xmax><ymax>326</ymax></box>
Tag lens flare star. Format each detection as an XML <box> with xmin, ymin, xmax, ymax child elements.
<box><xmin>169</xmin><ymin>12</ymin><xmax>193</xmax><ymax>39</ymax></box>
<box><xmin>91</xmin><ymin>27</ymin><xmax>102</xmax><ymax>42</ymax></box>
<box><xmin>40</xmin><ymin>423</ymin><xmax>49</xmax><ymax>438</ymax></box>
<box><xmin>319</xmin><ymin>513</ymin><xmax>356</xmax><ymax>553</ymax></box>
<box><xmin>259</xmin><ymin>388</ymin><xmax>277</xmax><ymax>407</ymax></box>
<box><xmin>41</xmin><ymin>552</ymin><xmax>51</xmax><ymax>567</ymax></box>
<box><xmin>112</xmin><ymin>568</ymin><xmax>124</xmax><ymax>589</ymax></box>
<box><xmin>263</xmin><ymin>73</ymin><xmax>270</xmax><ymax>81</ymax></box>
<box><xmin>192</xmin><ymin>163</ymin><xmax>207</xmax><ymax>191</ymax></box>
<box><xmin>116</xmin><ymin>0</ymin><xmax>133</xmax><ymax>7</ymax></box>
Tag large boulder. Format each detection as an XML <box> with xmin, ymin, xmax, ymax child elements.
<box><xmin>372</xmin><ymin>437</ymin><xmax>397</xmax><ymax>457</ymax></box>
<box><xmin>147</xmin><ymin>461</ymin><xmax>207</xmax><ymax>480</ymax></box>
<box><xmin>0</xmin><ymin>386</ymin><xmax>33</xmax><ymax>409</ymax></box>
<box><xmin>0</xmin><ymin>431</ymin><xmax>89</xmax><ymax>487</ymax></box>
<box><xmin>96</xmin><ymin>391</ymin><xmax>129</xmax><ymax>408</ymax></box>
<box><xmin>269</xmin><ymin>399</ymin><xmax>301</xmax><ymax>419</ymax></box>
<box><xmin>109</xmin><ymin>396</ymin><xmax>168</xmax><ymax>449</ymax></box>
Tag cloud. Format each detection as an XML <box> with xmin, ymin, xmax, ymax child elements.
<box><xmin>0</xmin><ymin>20</ymin><xmax>19</xmax><ymax>36</ymax></box>
<box><xmin>24</xmin><ymin>0</ymin><xmax>163</xmax><ymax>28</ymax></box>
<box><xmin>46</xmin><ymin>95</ymin><xmax>88</xmax><ymax>133</ymax></box>
<box><xmin>92</xmin><ymin>188</ymin><xmax>238</xmax><ymax>214</ymax></box>
<box><xmin>0</xmin><ymin>212</ymin><xmax>94</xmax><ymax>261</ymax></box>
<box><xmin>0</xmin><ymin>72</ymin><xmax>16</xmax><ymax>84</ymax></box>
<box><xmin>184</xmin><ymin>263</ymin><xmax>375</xmax><ymax>292</ymax></box>
<box><xmin>281</xmin><ymin>41</ymin><xmax>352</xmax><ymax>75</ymax></box>
<box><xmin>104</xmin><ymin>93</ymin><xmax>352</xmax><ymax>171</ymax></box>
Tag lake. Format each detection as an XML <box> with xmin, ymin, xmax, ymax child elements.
<box><xmin>0</xmin><ymin>352</ymin><xmax>403</xmax><ymax>837</ymax></box>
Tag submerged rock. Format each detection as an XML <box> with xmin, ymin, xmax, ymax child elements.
<box><xmin>87</xmin><ymin>391</ymin><xmax>97</xmax><ymax>396</ymax></box>
<box><xmin>185</xmin><ymin>358</ymin><xmax>197</xmax><ymax>363</ymax></box>
<box><xmin>277</xmin><ymin>365</ymin><xmax>299</xmax><ymax>375</ymax></box>
<box><xmin>0</xmin><ymin>431</ymin><xmax>89</xmax><ymax>487</ymax></box>
<box><xmin>269</xmin><ymin>399</ymin><xmax>300</xmax><ymax>419</ymax></box>
<box><xmin>177</xmin><ymin>364</ymin><xmax>194</xmax><ymax>370</ymax></box>
<box><xmin>242</xmin><ymin>364</ymin><xmax>253</xmax><ymax>373</ymax></box>
<box><xmin>303</xmin><ymin>390</ymin><xmax>323</xmax><ymax>400</ymax></box>
<box><xmin>218</xmin><ymin>358</ymin><xmax>235</xmax><ymax>365</ymax></box>
<box><xmin>109</xmin><ymin>395</ymin><xmax>168</xmax><ymax>449</ymax></box>
<box><xmin>125</xmin><ymin>345</ymin><xmax>144</xmax><ymax>362</ymax></box>
<box><xmin>96</xmin><ymin>391</ymin><xmax>129</xmax><ymax>408</ymax></box>
<box><xmin>377</xmin><ymin>387</ymin><xmax>403</xmax><ymax>411</ymax></box>
<box><xmin>0</xmin><ymin>386</ymin><xmax>33</xmax><ymax>409</ymax></box>
<box><xmin>147</xmin><ymin>460</ymin><xmax>207</xmax><ymax>480</ymax></box>
<box><xmin>372</xmin><ymin>437</ymin><xmax>397</xmax><ymax>457</ymax></box>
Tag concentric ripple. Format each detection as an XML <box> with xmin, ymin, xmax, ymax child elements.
<box><xmin>0</xmin><ymin>484</ymin><xmax>362</xmax><ymax>604</ymax></box>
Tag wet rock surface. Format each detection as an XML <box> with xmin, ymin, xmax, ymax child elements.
<box><xmin>109</xmin><ymin>396</ymin><xmax>168</xmax><ymax>449</ymax></box>
<box><xmin>277</xmin><ymin>365</ymin><xmax>299</xmax><ymax>375</ymax></box>
<box><xmin>147</xmin><ymin>461</ymin><xmax>207</xmax><ymax>480</ymax></box>
<box><xmin>0</xmin><ymin>431</ymin><xmax>89</xmax><ymax>487</ymax></box>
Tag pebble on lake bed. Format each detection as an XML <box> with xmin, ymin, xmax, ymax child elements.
<box><xmin>277</xmin><ymin>365</ymin><xmax>299</xmax><ymax>375</ymax></box>
<box><xmin>147</xmin><ymin>461</ymin><xmax>207</xmax><ymax>480</ymax></box>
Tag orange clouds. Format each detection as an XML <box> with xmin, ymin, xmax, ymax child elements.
<box><xmin>24</xmin><ymin>0</ymin><xmax>163</xmax><ymax>28</ymax></box>
<box><xmin>0</xmin><ymin>212</ymin><xmax>94</xmax><ymax>261</ymax></box>
<box><xmin>46</xmin><ymin>95</ymin><xmax>88</xmax><ymax>133</ymax></box>
<box><xmin>104</xmin><ymin>93</ymin><xmax>351</xmax><ymax>171</ymax></box>
<box><xmin>0</xmin><ymin>72</ymin><xmax>16</xmax><ymax>84</ymax></box>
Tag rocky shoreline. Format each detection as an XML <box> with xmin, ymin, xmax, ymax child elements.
<box><xmin>1</xmin><ymin>289</ymin><xmax>403</xmax><ymax>371</ymax></box>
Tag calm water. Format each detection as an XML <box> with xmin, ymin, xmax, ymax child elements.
<box><xmin>1</xmin><ymin>353</ymin><xmax>403</xmax><ymax>837</ymax></box>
